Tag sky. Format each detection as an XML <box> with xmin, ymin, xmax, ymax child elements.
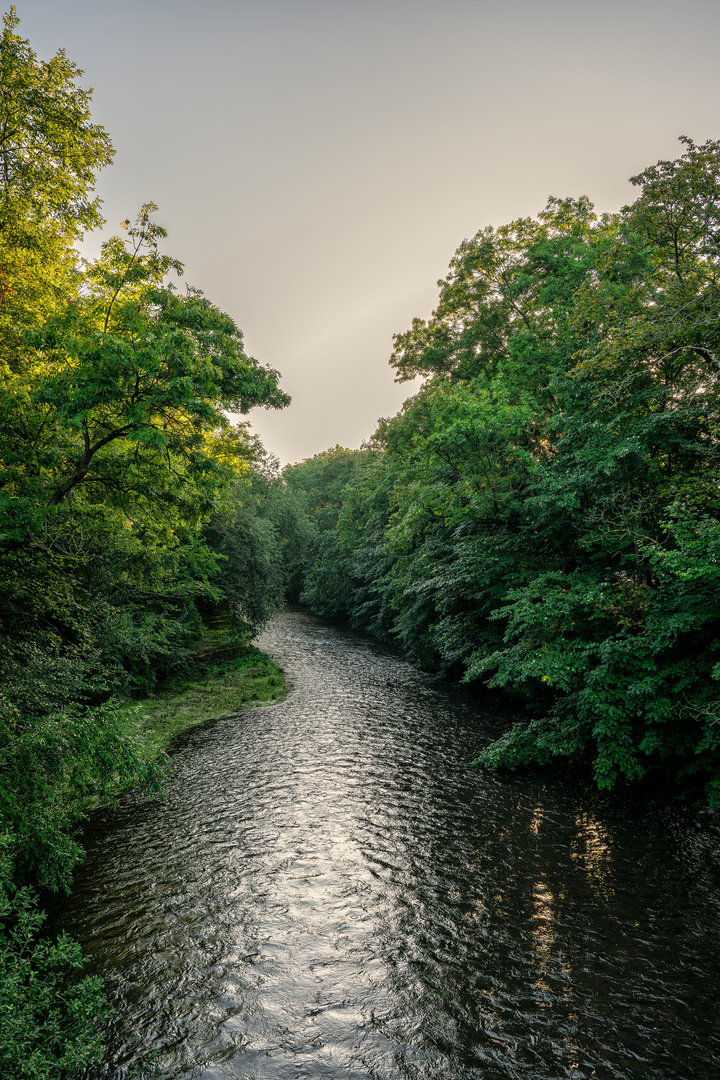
<box><xmin>15</xmin><ymin>0</ymin><xmax>720</xmax><ymax>464</ymax></box>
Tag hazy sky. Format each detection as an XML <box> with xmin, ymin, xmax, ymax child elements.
<box><xmin>15</xmin><ymin>0</ymin><xmax>720</xmax><ymax>463</ymax></box>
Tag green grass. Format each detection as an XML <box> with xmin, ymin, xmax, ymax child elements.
<box><xmin>130</xmin><ymin>623</ymin><xmax>286</xmax><ymax>760</ymax></box>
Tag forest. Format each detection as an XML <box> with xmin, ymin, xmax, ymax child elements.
<box><xmin>2</xmin><ymin>4</ymin><xmax>720</xmax><ymax>1076</ymax></box>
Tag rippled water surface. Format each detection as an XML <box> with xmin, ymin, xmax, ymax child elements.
<box><xmin>53</xmin><ymin>608</ymin><xmax>720</xmax><ymax>1079</ymax></box>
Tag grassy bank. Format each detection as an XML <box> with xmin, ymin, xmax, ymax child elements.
<box><xmin>132</xmin><ymin>622</ymin><xmax>286</xmax><ymax>761</ymax></box>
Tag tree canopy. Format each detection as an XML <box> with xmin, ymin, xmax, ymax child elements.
<box><xmin>290</xmin><ymin>137</ymin><xmax>720</xmax><ymax>806</ymax></box>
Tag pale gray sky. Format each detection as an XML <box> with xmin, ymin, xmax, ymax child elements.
<box><xmin>16</xmin><ymin>0</ymin><xmax>720</xmax><ymax>463</ymax></box>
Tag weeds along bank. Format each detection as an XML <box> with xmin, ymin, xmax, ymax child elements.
<box><xmin>288</xmin><ymin>138</ymin><xmax>720</xmax><ymax>809</ymax></box>
<box><xmin>0</xmin><ymin>10</ymin><xmax>300</xmax><ymax>1075</ymax></box>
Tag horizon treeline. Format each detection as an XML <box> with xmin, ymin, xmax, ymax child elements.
<box><xmin>286</xmin><ymin>135</ymin><xmax>720</xmax><ymax>807</ymax></box>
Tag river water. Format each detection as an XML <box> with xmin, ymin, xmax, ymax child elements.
<box><xmin>53</xmin><ymin>607</ymin><xmax>720</xmax><ymax>1079</ymax></box>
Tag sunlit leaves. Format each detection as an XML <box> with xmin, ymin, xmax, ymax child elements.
<box><xmin>0</xmin><ymin>7</ymin><xmax>113</xmax><ymax>239</ymax></box>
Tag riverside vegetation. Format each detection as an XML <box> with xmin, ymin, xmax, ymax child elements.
<box><xmin>3</xmin><ymin>5</ymin><xmax>720</xmax><ymax>1076</ymax></box>
<box><xmin>287</xmin><ymin>139</ymin><xmax>720</xmax><ymax>808</ymax></box>
<box><xmin>0</xmin><ymin>9</ymin><xmax>307</xmax><ymax>1076</ymax></box>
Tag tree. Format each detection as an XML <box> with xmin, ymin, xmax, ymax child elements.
<box><xmin>0</xmin><ymin>206</ymin><xmax>289</xmax><ymax>549</ymax></box>
<box><xmin>0</xmin><ymin>7</ymin><xmax>113</xmax><ymax>240</ymax></box>
<box><xmin>0</xmin><ymin>6</ymin><xmax>115</xmax><ymax>381</ymax></box>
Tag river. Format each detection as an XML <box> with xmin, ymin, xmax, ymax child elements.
<box><xmin>52</xmin><ymin>607</ymin><xmax>720</xmax><ymax>1079</ymax></box>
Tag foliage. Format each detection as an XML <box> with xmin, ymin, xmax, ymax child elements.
<box><xmin>285</xmin><ymin>446</ymin><xmax>381</xmax><ymax>622</ymax></box>
<box><xmin>0</xmin><ymin>5</ymin><xmax>114</xmax><ymax>406</ymax></box>
<box><xmin>0</xmin><ymin>6</ymin><xmax>113</xmax><ymax>239</ymax></box>
<box><xmin>1</xmin><ymin>204</ymin><xmax>288</xmax><ymax>546</ymax></box>
<box><xmin>203</xmin><ymin>451</ymin><xmax>306</xmax><ymax>634</ymax></box>
<box><xmin>0</xmin><ymin>698</ymin><xmax>167</xmax><ymax>892</ymax></box>
<box><xmin>0</xmin><ymin>840</ymin><xmax>106</xmax><ymax>1079</ymax></box>
<box><xmin>291</xmin><ymin>138</ymin><xmax>720</xmax><ymax>804</ymax></box>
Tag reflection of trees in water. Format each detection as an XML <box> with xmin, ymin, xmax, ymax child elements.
<box><xmin>365</xmin><ymin>786</ymin><xmax>600</xmax><ymax>1075</ymax></box>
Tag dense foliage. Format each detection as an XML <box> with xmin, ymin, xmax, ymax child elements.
<box><xmin>0</xmin><ymin>9</ymin><xmax>294</xmax><ymax>1074</ymax></box>
<box><xmin>289</xmin><ymin>137</ymin><xmax>720</xmax><ymax>806</ymax></box>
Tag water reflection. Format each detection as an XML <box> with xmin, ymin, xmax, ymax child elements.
<box><xmin>49</xmin><ymin>608</ymin><xmax>720</xmax><ymax>1080</ymax></box>
<box><xmin>571</xmin><ymin>814</ymin><xmax>615</xmax><ymax>901</ymax></box>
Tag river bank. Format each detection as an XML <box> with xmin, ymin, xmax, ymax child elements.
<box><xmin>126</xmin><ymin>622</ymin><xmax>287</xmax><ymax>766</ymax></box>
